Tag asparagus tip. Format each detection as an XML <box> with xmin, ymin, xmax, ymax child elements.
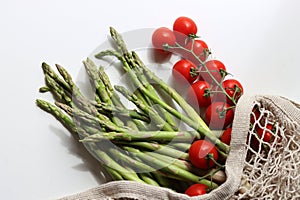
<box><xmin>39</xmin><ymin>86</ymin><xmax>50</xmax><ymax>93</ymax></box>
<box><xmin>41</xmin><ymin>62</ymin><xmax>50</xmax><ymax>72</ymax></box>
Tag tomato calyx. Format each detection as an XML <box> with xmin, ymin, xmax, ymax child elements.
<box><xmin>219</xmin><ymin>68</ymin><xmax>228</xmax><ymax>78</ymax></box>
<box><xmin>205</xmin><ymin>102</ymin><xmax>234</xmax><ymax>130</ymax></box>
<box><xmin>189</xmin><ymin>67</ymin><xmax>199</xmax><ymax>78</ymax></box>
<box><xmin>216</xmin><ymin>105</ymin><xmax>234</xmax><ymax>119</ymax></box>
<box><xmin>188</xmin><ymin>33</ymin><xmax>199</xmax><ymax>39</ymax></box>
<box><xmin>203</xmin><ymin>88</ymin><xmax>212</xmax><ymax>98</ymax></box>
<box><xmin>162</xmin><ymin>43</ymin><xmax>173</xmax><ymax>51</ymax></box>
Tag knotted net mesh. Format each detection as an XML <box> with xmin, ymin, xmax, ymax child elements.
<box><xmin>232</xmin><ymin>100</ymin><xmax>300</xmax><ymax>200</ymax></box>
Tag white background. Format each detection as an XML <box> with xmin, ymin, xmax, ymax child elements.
<box><xmin>1</xmin><ymin>0</ymin><xmax>300</xmax><ymax>199</ymax></box>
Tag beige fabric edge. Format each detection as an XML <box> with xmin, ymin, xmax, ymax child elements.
<box><xmin>58</xmin><ymin>95</ymin><xmax>300</xmax><ymax>200</ymax></box>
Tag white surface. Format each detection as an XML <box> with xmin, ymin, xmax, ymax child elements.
<box><xmin>1</xmin><ymin>0</ymin><xmax>300</xmax><ymax>199</ymax></box>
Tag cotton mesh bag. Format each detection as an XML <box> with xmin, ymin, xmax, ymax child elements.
<box><xmin>59</xmin><ymin>95</ymin><xmax>300</xmax><ymax>200</ymax></box>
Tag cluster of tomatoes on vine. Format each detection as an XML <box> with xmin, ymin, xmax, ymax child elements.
<box><xmin>151</xmin><ymin>16</ymin><xmax>245</xmax><ymax>196</ymax></box>
<box><xmin>152</xmin><ymin>16</ymin><xmax>244</xmax><ymax>144</ymax></box>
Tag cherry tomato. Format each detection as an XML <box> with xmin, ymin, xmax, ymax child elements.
<box><xmin>250</xmin><ymin>107</ymin><xmax>260</xmax><ymax>124</ymax></box>
<box><xmin>152</xmin><ymin>27</ymin><xmax>176</xmax><ymax>52</ymax></box>
<box><xmin>205</xmin><ymin>102</ymin><xmax>234</xmax><ymax>130</ymax></box>
<box><xmin>221</xmin><ymin>127</ymin><xmax>232</xmax><ymax>145</ymax></box>
<box><xmin>256</xmin><ymin>124</ymin><xmax>274</xmax><ymax>143</ymax></box>
<box><xmin>172</xmin><ymin>59</ymin><xmax>198</xmax><ymax>84</ymax></box>
<box><xmin>173</xmin><ymin>16</ymin><xmax>197</xmax><ymax>36</ymax></box>
<box><xmin>188</xmin><ymin>140</ymin><xmax>219</xmax><ymax>170</ymax></box>
<box><xmin>187</xmin><ymin>81</ymin><xmax>212</xmax><ymax>108</ymax></box>
<box><xmin>247</xmin><ymin>134</ymin><xmax>260</xmax><ymax>152</ymax></box>
<box><xmin>173</xmin><ymin>16</ymin><xmax>197</xmax><ymax>45</ymax></box>
<box><xmin>199</xmin><ymin>60</ymin><xmax>227</xmax><ymax>85</ymax></box>
<box><xmin>184</xmin><ymin>39</ymin><xmax>209</xmax><ymax>65</ymax></box>
<box><xmin>222</xmin><ymin>79</ymin><xmax>243</xmax><ymax>105</ymax></box>
<box><xmin>185</xmin><ymin>183</ymin><xmax>207</xmax><ymax>197</ymax></box>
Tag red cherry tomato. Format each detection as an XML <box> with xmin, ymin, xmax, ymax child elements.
<box><xmin>189</xmin><ymin>140</ymin><xmax>219</xmax><ymax>170</ymax></box>
<box><xmin>152</xmin><ymin>27</ymin><xmax>176</xmax><ymax>52</ymax></box>
<box><xmin>221</xmin><ymin>127</ymin><xmax>232</xmax><ymax>145</ymax></box>
<box><xmin>222</xmin><ymin>79</ymin><xmax>244</xmax><ymax>105</ymax></box>
<box><xmin>187</xmin><ymin>81</ymin><xmax>212</xmax><ymax>108</ymax></box>
<box><xmin>172</xmin><ymin>59</ymin><xmax>198</xmax><ymax>84</ymax></box>
<box><xmin>205</xmin><ymin>102</ymin><xmax>234</xmax><ymax>130</ymax></box>
<box><xmin>185</xmin><ymin>183</ymin><xmax>207</xmax><ymax>197</ymax></box>
<box><xmin>173</xmin><ymin>16</ymin><xmax>198</xmax><ymax>36</ymax></box>
<box><xmin>199</xmin><ymin>60</ymin><xmax>227</xmax><ymax>85</ymax></box>
<box><xmin>256</xmin><ymin>124</ymin><xmax>274</xmax><ymax>143</ymax></box>
<box><xmin>173</xmin><ymin>16</ymin><xmax>197</xmax><ymax>45</ymax></box>
<box><xmin>250</xmin><ymin>107</ymin><xmax>261</xmax><ymax>124</ymax></box>
<box><xmin>184</xmin><ymin>39</ymin><xmax>209</xmax><ymax>65</ymax></box>
<box><xmin>247</xmin><ymin>134</ymin><xmax>260</xmax><ymax>151</ymax></box>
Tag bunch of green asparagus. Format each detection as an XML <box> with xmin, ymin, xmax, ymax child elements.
<box><xmin>36</xmin><ymin>27</ymin><xmax>229</xmax><ymax>193</ymax></box>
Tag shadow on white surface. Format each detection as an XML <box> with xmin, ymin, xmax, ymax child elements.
<box><xmin>49</xmin><ymin>125</ymin><xmax>109</xmax><ymax>185</ymax></box>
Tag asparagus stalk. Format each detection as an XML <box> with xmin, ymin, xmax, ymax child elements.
<box><xmin>123</xmin><ymin>141</ymin><xmax>189</xmax><ymax>160</ymax></box>
<box><xmin>170</xmin><ymin>142</ymin><xmax>191</xmax><ymax>152</ymax></box>
<box><xmin>83</xmin><ymin>59</ymin><xmax>112</xmax><ymax>104</ymax></box>
<box><xmin>139</xmin><ymin>173</ymin><xmax>160</xmax><ymax>187</ymax></box>
<box><xmin>103</xmin><ymin>166</ymin><xmax>124</xmax><ymax>181</ymax></box>
<box><xmin>36</xmin><ymin>99</ymin><xmax>77</xmax><ymax>135</ymax></box>
<box><xmin>81</xmin><ymin>130</ymin><xmax>197</xmax><ymax>143</ymax></box>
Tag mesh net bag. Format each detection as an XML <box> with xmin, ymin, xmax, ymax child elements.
<box><xmin>59</xmin><ymin>95</ymin><xmax>300</xmax><ymax>200</ymax></box>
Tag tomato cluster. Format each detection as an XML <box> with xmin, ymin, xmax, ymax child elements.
<box><xmin>152</xmin><ymin>16</ymin><xmax>245</xmax><ymax>197</ymax></box>
<box><xmin>152</xmin><ymin>16</ymin><xmax>244</xmax><ymax>133</ymax></box>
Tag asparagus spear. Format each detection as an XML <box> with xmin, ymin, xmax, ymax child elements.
<box><xmin>139</xmin><ymin>173</ymin><xmax>160</xmax><ymax>187</ymax></box>
<box><xmin>36</xmin><ymin>99</ymin><xmax>77</xmax><ymax>135</ymax></box>
<box><xmin>81</xmin><ymin>130</ymin><xmax>197</xmax><ymax>143</ymax></box>
<box><xmin>83</xmin><ymin>59</ymin><xmax>112</xmax><ymax>104</ymax></box>
<box><xmin>122</xmin><ymin>141</ymin><xmax>189</xmax><ymax>160</ymax></box>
